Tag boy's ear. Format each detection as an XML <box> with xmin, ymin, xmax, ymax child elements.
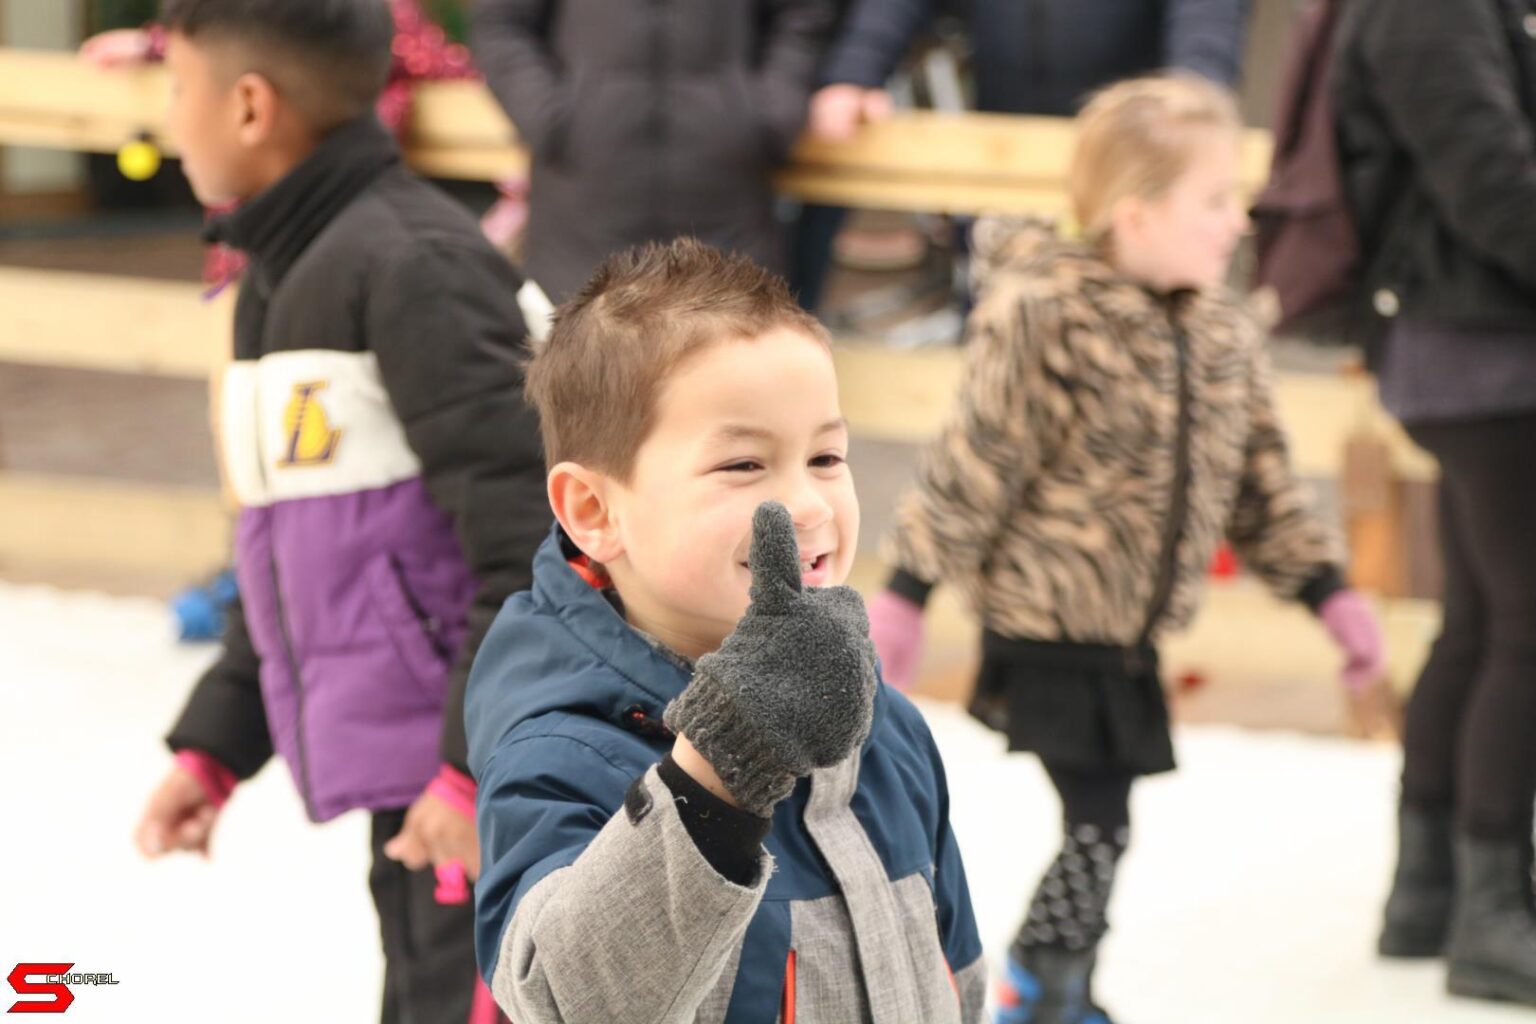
<box><xmin>233</xmin><ymin>71</ymin><xmax>282</xmax><ymax>148</ymax></box>
<box><xmin>548</xmin><ymin>462</ymin><xmax>624</xmax><ymax>564</ymax></box>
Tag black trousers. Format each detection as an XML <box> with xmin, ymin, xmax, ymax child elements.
<box><xmin>369</xmin><ymin>810</ymin><xmax>484</xmax><ymax>1024</ymax></box>
<box><xmin>1402</xmin><ymin>415</ymin><xmax>1536</xmax><ymax>841</ymax></box>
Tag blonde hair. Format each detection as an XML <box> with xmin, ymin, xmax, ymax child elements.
<box><xmin>1069</xmin><ymin>75</ymin><xmax>1243</xmax><ymax>245</ymax></box>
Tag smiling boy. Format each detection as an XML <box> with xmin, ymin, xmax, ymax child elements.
<box><xmin>466</xmin><ymin>238</ymin><xmax>984</xmax><ymax>1022</ymax></box>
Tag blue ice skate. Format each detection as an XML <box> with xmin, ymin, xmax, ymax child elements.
<box><xmin>994</xmin><ymin>948</ymin><xmax>1116</xmax><ymax>1024</ymax></box>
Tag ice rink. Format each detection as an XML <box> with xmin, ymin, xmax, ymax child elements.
<box><xmin>2</xmin><ymin>581</ymin><xmax>1526</xmax><ymax>1023</ymax></box>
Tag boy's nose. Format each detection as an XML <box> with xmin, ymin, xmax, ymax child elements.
<box><xmin>782</xmin><ymin>478</ymin><xmax>834</xmax><ymax>535</ymax></box>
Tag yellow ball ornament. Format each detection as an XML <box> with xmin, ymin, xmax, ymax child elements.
<box><xmin>117</xmin><ymin>137</ymin><xmax>162</xmax><ymax>182</ymax></box>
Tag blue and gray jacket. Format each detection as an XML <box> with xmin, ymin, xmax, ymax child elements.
<box><xmin>467</xmin><ymin>528</ymin><xmax>985</xmax><ymax>1022</ymax></box>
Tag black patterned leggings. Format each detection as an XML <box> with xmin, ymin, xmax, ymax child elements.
<box><xmin>1012</xmin><ymin>762</ymin><xmax>1135</xmax><ymax>954</ymax></box>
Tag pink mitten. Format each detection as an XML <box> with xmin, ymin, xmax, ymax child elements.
<box><xmin>867</xmin><ymin>589</ymin><xmax>926</xmax><ymax>690</ymax></box>
<box><xmin>1319</xmin><ymin>589</ymin><xmax>1386</xmax><ymax>692</ymax></box>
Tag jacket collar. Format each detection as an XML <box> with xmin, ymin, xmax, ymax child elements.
<box><xmin>205</xmin><ymin>113</ymin><xmax>400</xmax><ymax>289</ymax></box>
<box><xmin>530</xmin><ymin>524</ymin><xmax>694</xmax><ymax>712</ymax></box>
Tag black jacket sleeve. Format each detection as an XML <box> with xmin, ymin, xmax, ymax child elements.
<box><xmin>165</xmin><ymin>594</ymin><xmax>274</xmax><ymax>779</ymax></box>
<box><xmin>817</xmin><ymin>0</ymin><xmax>933</xmax><ymax>89</ymax></box>
<box><xmin>755</xmin><ymin>0</ymin><xmax>838</xmax><ymax>158</ymax></box>
<box><xmin>470</xmin><ymin>0</ymin><xmax>571</xmax><ymax>160</ymax></box>
<box><xmin>1353</xmin><ymin>0</ymin><xmax>1536</xmax><ymax>293</ymax></box>
<box><xmin>1163</xmin><ymin>0</ymin><xmax>1252</xmax><ymax>86</ymax></box>
<box><xmin>367</xmin><ymin>239</ymin><xmax>550</xmax><ymax>774</ymax></box>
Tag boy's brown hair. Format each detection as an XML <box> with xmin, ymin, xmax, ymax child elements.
<box><xmin>526</xmin><ymin>237</ymin><xmax>832</xmax><ymax>481</ymax></box>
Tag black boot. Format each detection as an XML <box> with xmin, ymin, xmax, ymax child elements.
<box><xmin>1379</xmin><ymin>804</ymin><xmax>1453</xmax><ymax>958</ymax></box>
<box><xmin>1446</xmin><ymin>834</ymin><xmax>1536</xmax><ymax>1006</ymax></box>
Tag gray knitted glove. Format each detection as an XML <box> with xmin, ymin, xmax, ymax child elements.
<box><xmin>664</xmin><ymin>501</ymin><xmax>879</xmax><ymax>815</ymax></box>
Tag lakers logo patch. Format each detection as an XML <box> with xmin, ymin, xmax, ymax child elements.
<box><xmin>279</xmin><ymin>381</ymin><xmax>343</xmax><ymax>466</ymax></box>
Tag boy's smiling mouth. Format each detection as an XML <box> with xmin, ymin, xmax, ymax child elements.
<box><xmin>740</xmin><ymin>551</ymin><xmax>833</xmax><ymax>586</ymax></box>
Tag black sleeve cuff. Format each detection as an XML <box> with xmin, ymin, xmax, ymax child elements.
<box><xmin>1297</xmin><ymin>565</ymin><xmax>1348</xmax><ymax>613</ymax></box>
<box><xmin>887</xmin><ymin>568</ymin><xmax>936</xmax><ymax>607</ymax></box>
<box><xmin>656</xmin><ymin>754</ymin><xmax>771</xmax><ymax>887</ymax></box>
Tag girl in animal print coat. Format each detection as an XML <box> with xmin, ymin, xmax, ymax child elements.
<box><xmin>866</xmin><ymin>76</ymin><xmax>1387</xmax><ymax>1024</ymax></box>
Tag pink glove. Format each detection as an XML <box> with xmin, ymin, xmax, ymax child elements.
<box><xmin>1319</xmin><ymin>589</ymin><xmax>1386</xmax><ymax>692</ymax></box>
<box><xmin>867</xmin><ymin>589</ymin><xmax>926</xmax><ymax>690</ymax></box>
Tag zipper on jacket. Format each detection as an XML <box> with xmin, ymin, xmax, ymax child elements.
<box><xmin>270</xmin><ymin>557</ymin><xmax>320</xmax><ymax>820</ymax></box>
<box><xmin>1138</xmin><ymin>316</ymin><xmax>1194</xmax><ymax>645</ymax></box>
<box><xmin>245</xmin><ymin>286</ymin><xmax>316</xmax><ymax>817</ymax></box>
<box><xmin>781</xmin><ymin>949</ymin><xmax>797</xmax><ymax>1024</ymax></box>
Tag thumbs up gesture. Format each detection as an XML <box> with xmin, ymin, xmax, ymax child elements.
<box><xmin>663</xmin><ymin>502</ymin><xmax>879</xmax><ymax>815</ymax></box>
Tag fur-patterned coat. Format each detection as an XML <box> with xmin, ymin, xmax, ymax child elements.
<box><xmin>886</xmin><ymin>218</ymin><xmax>1346</xmax><ymax>644</ymax></box>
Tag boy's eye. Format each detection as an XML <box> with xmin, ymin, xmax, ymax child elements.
<box><xmin>719</xmin><ymin>460</ymin><xmax>764</xmax><ymax>473</ymax></box>
<box><xmin>811</xmin><ymin>453</ymin><xmax>847</xmax><ymax>469</ymax></box>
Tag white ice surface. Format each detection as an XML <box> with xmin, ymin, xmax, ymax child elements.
<box><xmin>0</xmin><ymin>582</ymin><xmax>1525</xmax><ymax>1022</ymax></box>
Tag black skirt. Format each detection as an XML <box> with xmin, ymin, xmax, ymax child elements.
<box><xmin>968</xmin><ymin>631</ymin><xmax>1176</xmax><ymax>776</ymax></box>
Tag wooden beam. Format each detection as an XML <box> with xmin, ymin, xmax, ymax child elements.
<box><xmin>0</xmin><ymin>187</ymin><xmax>90</xmax><ymax>218</ymax></box>
<box><xmin>831</xmin><ymin>342</ymin><xmax>1435</xmax><ymax>482</ymax></box>
<box><xmin>0</xmin><ymin>267</ymin><xmax>230</xmax><ymax>378</ymax></box>
<box><xmin>0</xmin><ymin>264</ymin><xmax>1432</xmax><ymax>480</ymax></box>
<box><xmin>0</xmin><ymin>48</ymin><xmax>1274</xmax><ymax>212</ymax></box>
<box><xmin>0</xmin><ymin>473</ymin><xmax>228</xmax><ymax>576</ymax></box>
<box><xmin>0</xmin><ymin>49</ymin><xmax>173</xmax><ymax>150</ymax></box>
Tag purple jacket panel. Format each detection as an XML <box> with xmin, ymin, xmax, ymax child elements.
<box><xmin>236</xmin><ymin>475</ymin><xmax>476</xmax><ymax>821</ymax></box>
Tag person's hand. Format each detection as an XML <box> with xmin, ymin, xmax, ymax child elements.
<box><xmin>383</xmin><ymin>789</ymin><xmax>482</xmax><ymax>881</ymax></box>
<box><xmin>807</xmin><ymin>84</ymin><xmax>894</xmax><ymax>142</ymax></box>
<box><xmin>79</xmin><ymin>28</ymin><xmax>155</xmax><ymax>68</ymax></box>
<box><xmin>134</xmin><ymin>765</ymin><xmax>220</xmax><ymax>858</ymax></box>
<box><xmin>1319</xmin><ymin>589</ymin><xmax>1386</xmax><ymax>692</ymax></box>
<box><xmin>664</xmin><ymin>502</ymin><xmax>879</xmax><ymax>815</ymax></box>
<box><xmin>867</xmin><ymin>588</ymin><xmax>925</xmax><ymax>690</ymax></box>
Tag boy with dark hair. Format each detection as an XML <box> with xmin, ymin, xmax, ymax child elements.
<box><xmin>467</xmin><ymin>237</ymin><xmax>985</xmax><ymax>1023</ymax></box>
<box><xmin>131</xmin><ymin>2</ymin><xmax>546</xmax><ymax>1020</ymax></box>
<box><xmin>159</xmin><ymin>0</ymin><xmax>395</xmax><ymax>131</ymax></box>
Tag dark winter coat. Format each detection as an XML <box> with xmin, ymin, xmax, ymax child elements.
<box><xmin>1333</xmin><ymin>0</ymin><xmax>1536</xmax><ymax>333</ymax></box>
<box><xmin>167</xmin><ymin>115</ymin><xmax>548</xmax><ymax>820</ymax></box>
<box><xmin>820</xmin><ymin>0</ymin><xmax>1252</xmax><ymax>115</ymax></box>
<box><xmin>471</xmin><ymin>0</ymin><xmax>835</xmax><ymax>303</ymax></box>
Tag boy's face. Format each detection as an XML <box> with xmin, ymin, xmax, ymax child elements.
<box><xmin>602</xmin><ymin>328</ymin><xmax>859</xmax><ymax>659</ymax></box>
<box><xmin>164</xmin><ymin>32</ymin><xmax>263</xmax><ymax>205</ymax></box>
